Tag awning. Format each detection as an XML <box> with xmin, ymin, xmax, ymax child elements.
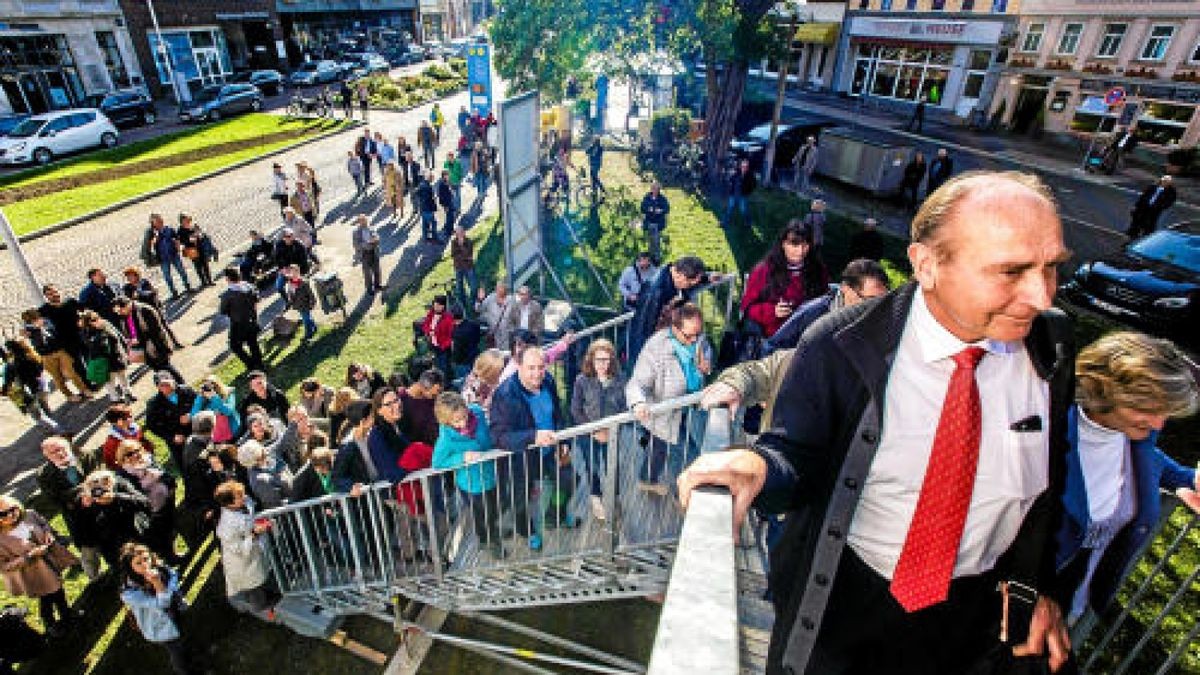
<box><xmin>794</xmin><ymin>23</ymin><xmax>839</xmax><ymax>45</ymax></box>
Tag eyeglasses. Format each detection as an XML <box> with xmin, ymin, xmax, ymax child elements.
<box><xmin>0</xmin><ymin>507</ymin><xmax>19</xmax><ymax>518</ymax></box>
<box><xmin>382</xmin><ymin>399</ymin><xmax>401</xmax><ymax>407</ymax></box>
<box><xmin>594</xmin><ymin>356</ymin><xmax>613</xmax><ymax>362</ymax></box>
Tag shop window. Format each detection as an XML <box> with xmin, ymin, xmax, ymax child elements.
<box><xmin>961</xmin><ymin>0</ymin><xmax>975</xmax><ymax>9</ymax></box>
<box><xmin>872</xmin><ymin>63</ymin><xmax>899</xmax><ymax>97</ymax></box>
<box><xmin>95</xmin><ymin>31</ymin><xmax>129</xmax><ymax>88</ymax></box>
<box><xmin>962</xmin><ymin>72</ymin><xmax>985</xmax><ymax>99</ymax></box>
<box><xmin>905</xmin><ymin>0</ymin><xmax>917</xmax><ymax>10</ymax></box>
<box><xmin>1096</xmin><ymin>23</ymin><xmax>1126</xmax><ymax>58</ymax></box>
<box><xmin>969</xmin><ymin>49</ymin><xmax>991</xmax><ymax>70</ymax></box>
<box><xmin>1021</xmin><ymin>23</ymin><xmax>1044</xmax><ymax>53</ymax></box>
<box><xmin>1140</xmin><ymin>25</ymin><xmax>1174</xmax><ymax>61</ymax></box>
<box><xmin>931</xmin><ymin>0</ymin><xmax>946</xmax><ymax>10</ymax></box>
<box><xmin>897</xmin><ymin>65</ymin><xmax>923</xmax><ymax>99</ymax></box>
<box><xmin>1056</xmin><ymin>23</ymin><xmax>1083</xmax><ymax>56</ymax></box>
<box><xmin>928</xmin><ymin>48</ymin><xmax>954</xmax><ymax>66</ymax></box>
<box><xmin>920</xmin><ymin>69</ymin><xmax>948</xmax><ymax>104</ymax></box>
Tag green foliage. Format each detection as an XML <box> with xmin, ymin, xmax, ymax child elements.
<box><xmin>489</xmin><ymin>0</ymin><xmax>595</xmax><ymax>101</ymax></box>
<box><xmin>649</xmin><ymin>108</ymin><xmax>692</xmax><ymax>147</ymax></box>
<box><xmin>424</xmin><ymin>63</ymin><xmax>458</xmax><ymax>81</ymax></box>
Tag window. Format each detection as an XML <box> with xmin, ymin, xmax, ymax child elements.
<box><xmin>1140</xmin><ymin>25</ymin><xmax>1175</xmax><ymax>61</ymax></box>
<box><xmin>991</xmin><ymin>0</ymin><xmax>1007</xmax><ymax>11</ymax></box>
<box><xmin>1191</xmin><ymin>41</ymin><xmax>1200</xmax><ymax>63</ymax></box>
<box><xmin>1057</xmin><ymin>23</ymin><xmax>1083</xmax><ymax>55</ymax></box>
<box><xmin>961</xmin><ymin>0</ymin><xmax>975</xmax><ymax>9</ymax></box>
<box><xmin>1021</xmin><ymin>22</ymin><xmax>1045</xmax><ymax>53</ymax></box>
<box><xmin>94</xmin><ymin>31</ymin><xmax>129</xmax><ymax>88</ymax></box>
<box><xmin>905</xmin><ymin>0</ymin><xmax>917</xmax><ymax>10</ymax></box>
<box><xmin>931</xmin><ymin>0</ymin><xmax>946</xmax><ymax>9</ymax></box>
<box><xmin>1096</xmin><ymin>23</ymin><xmax>1126</xmax><ymax>58</ymax></box>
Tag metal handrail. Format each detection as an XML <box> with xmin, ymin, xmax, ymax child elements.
<box><xmin>647</xmin><ymin>486</ymin><xmax>738</xmax><ymax>674</ymax></box>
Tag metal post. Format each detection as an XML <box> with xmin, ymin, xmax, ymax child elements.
<box><xmin>145</xmin><ymin>0</ymin><xmax>183</xmax><ymax>106</ymax></box>
<box><xmin>763</xmin><ymin>11</ymin><xmax>800</xmax><ymax>187</ymax></box>
<box><xmin>0</xmin><ymin>208</ymin><xmax>42</xmax><ymax>307</ymax></box>
<box><xmin>420</xmin><ymin>476</ymin><xmax>445</xmax><ymax>580</ymax></box>
<box><xmin>603</xmin><ymin>422</ymin><xmax>621</xmax><ymax>556</ymax></box>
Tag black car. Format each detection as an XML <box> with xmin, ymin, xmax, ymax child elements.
<box><xmin>230</xmin><ymin>70</ymin><xmax>285</xmax><ymax>96</ymax></box>
<box><xmin>1060</xmin><ymin>222</ymin><xmax>1199</xmax><ymax>345</ymax></box>
<box><xmin>179</xmin><ymin>84</ymin><xmax>263</xmax><ymax>123</ymax></box>
<box><xmin>81</xmin><ymin>90</ymin><xmax>157</xmax><ymax>127</ymax></box>
<box><xmin>729</xmin><ymin>116</ymin><xmax>838</xmax><ymax>176</ymax></box>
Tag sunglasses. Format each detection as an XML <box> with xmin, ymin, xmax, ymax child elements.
<box><xmin>0</xmin><ymin>507</ymin><xmax>19</xmax><ymax>518</ymax></box>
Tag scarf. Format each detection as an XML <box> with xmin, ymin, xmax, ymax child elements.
<box><xmin>668</xmin><ymin>334</ymin><xmax>704</xmax><ymax>393</ymax></box>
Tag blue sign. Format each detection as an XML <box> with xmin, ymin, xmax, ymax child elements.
<box><xmin>466</xmin><ymin>44</ymin><xmax>492</xmax><ymax>116</ymax></box>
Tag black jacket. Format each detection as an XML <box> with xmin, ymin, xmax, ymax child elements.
<box><xmin>34</xmin><ymin>447</ymin><xmax>102</xmax><ymax>529</ymax></box>
<box><xmin>753</xmin><ymin>282</ymin><xmax>1075</xmax><ymax>673</ymax></box>
<box><xmin>145</xmin><ymin>385</ymin><xmax>198</xmax><ymax>449</ymax></box>
<box><xmin>115</xmin><ymin>302</ymin><xmax>172</xmax><ymax>359</ymax></box>
<box><xmin>273</xmin><ymin>239</ymin><xmax>310</xmax><ymax>273</ymax></box>
<box><xmin>640</xmin><ymin>192</ymin><xmax>670</xmax><ymax>229</ymax></box>
<box><xmin>415</xmin><ymin>180</ymin><xmax>437</xmax><ymax>212</ymax></box>
<box><xmin>927</xmin><ymin>156</ymin><xmax>954</xmax><ymax>193</ymax></box>
<box><xmin>38</xmin><ymin>299</ymin><xmax>84</xmax><ymax>350</ymax></box>
<box><xmin>291</xmin><ymin>463</ymin><xmax>332</xmax><ymax>503</ymax></box>
<box><xmin>627</xmin><ymin>266</ymin><xmax>713</xmax><ymax>364</ymax></box>
<box><xmin>218</xmin><ymin>283</ymin><xmax>260</xmax><ymax>329</ymax></box>
<box><xmin>23</xmin><ymin>320</ymin><xmax>68</xmax><ymax>355</ymax></box>
<box><xmin>239</xmin><ymin>384</ymin><xmax>290</xmax><ymax>421</ymax></box>
<box><xmin>728</xmin><ymin>168</ymin><xmax>756</xmax><ymax>196</ymax></box>
<box><xmin>436</xmin><ymin>179</ymin><xmax>454</xmax><ymax>208</ymax></box>
<box><xmin>332</xmin><ymin>436</ymin><xmax>373</xmax><ymax>493</ymax></box>
<box><xmin>1132</xmin><ymin>184</ymin><xmax>1177</xmax><ymax>218</ymax></box>
<box><xmin>72</xmin><ymin>477</ymin><xmax>152</xmax><ymax>563</ymax></box>
<box><xmin>79</xmin><ymin>282</ymin><xmax>119</xmax><ymax>324</ymax></box>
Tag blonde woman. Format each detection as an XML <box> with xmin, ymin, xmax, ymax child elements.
<box><xmin>0</xmin><ymin>495</ymin><xmax>79</xmax><ymax>635</ymax></box>
<box><xmin>462</xmin><ymin>349</ymin><xmax>505</xmax><ymax>416</ymax></box>
<box><xmin>329</xmin><ymin>386</ymin><xmax>362</xmax><ymax>443</ymax></box>
<box><xmin>1056</xmin><ymin>331</ymin><xmax>1200</xmax><ymax>626</ymax></box>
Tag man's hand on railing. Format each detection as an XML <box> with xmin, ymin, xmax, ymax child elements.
<box><xmin>350</xmin><ymin>483</ymin><xmax>365</xmax><ymax>498</ymax></box>
<box><xmin>1012</xmin><ymin>596</ymin><xmax>1070</xmax><ymax>672</ymax></box>
<box><xmin>700</xmin><ymin>382</ymin><xmax>742</xmax><ymax>414</ymax></box>
<box><xmin>1176</xmin><ymin>487</ymin><xmax>1200</xmax><ymax>514</ymax></box>
<box><xmin>632</xmin><ymin>402</ymin><xmax>651</xmax><ymax>423</ymax></box>
<box><xmin>534</xmin><ymin>430</ymin><xmax>557</xmax><ymax>447</ymax></box>
<box><xmin>676</xmin><ymin>449</ymin><xmax>767</xmax><ymax>544</ymax></box>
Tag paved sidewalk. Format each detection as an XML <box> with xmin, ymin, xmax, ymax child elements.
<box><xmin>1</xmin><ymin>89</ymin><xmax>495</xmax><ymax>500</ymax></box>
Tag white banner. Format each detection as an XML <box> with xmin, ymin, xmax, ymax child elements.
<box><xmin>849</xmin><ymin>18</ymin><xmax>1005</xmax><ymax>45</ymax></box>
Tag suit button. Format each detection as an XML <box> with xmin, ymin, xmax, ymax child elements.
<box><xmin>844</xmin><ymin>478</ymin><xmax>858</xmax><ymax>490</ymax></box>
<box><xmin>827</xmin><ymin>527</ymin><xmax>843</xmax><ymax>539</ymax></box>
<box><xmin>800</xmin><ymin>616</ymin><xmax>816</xmax><ymax>630</ymax></box>
<box><xmin>861</xmin><ymin>429</ymin><xmax>878</xmax><ymax>444</ymax></box>
<box><xmin>814</xmin><ymin>574</ymin><xmax>829</xmax><ymax>586</ymax></box>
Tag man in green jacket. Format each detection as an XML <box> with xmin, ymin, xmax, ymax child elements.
<box><xmin>443</xmin><ymin>151</ymin><xmax>464</xmax><ymax>210</ymax></box>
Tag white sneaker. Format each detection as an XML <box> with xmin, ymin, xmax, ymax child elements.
<box><xmin>589</xmin><ymin>495</ymin><xmax>606</xmax><ymax>522</ymax></box>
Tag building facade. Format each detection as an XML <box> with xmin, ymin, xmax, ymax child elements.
<box><xmin>994</xmin><ymin>0</ymin><xmax>1200</xmax><ymax>149</ymax></box>
<box><xmin>420</xmin><ymin>0</ymin><xmax>470</xmax><ymax>42</ymax></box>
<box><xmin>118</xmin><ymin>0</ymin><xmax>286</xmax><ymax>102</ymax></box>
<box><xmin>756</xmin><ymin>1</ymin><xmax>844</xmax><ymax>90</ymax></box>
<box><xmin>833</xmin><ymin>0</ymin><xmax>1020</xmax><ymax>118</ymax></box>
<box><xmin>276</xmin><ymin>0</ymin><xmax>419</xmax><ymax>62</ymax></box>
<box><xmin>0</xmin><ymin>0</ymin><xmax>140</xmax><ymax>114</ymax></box>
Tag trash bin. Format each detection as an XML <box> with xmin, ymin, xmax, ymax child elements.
<box><xmin>313</xmin><ymin>271</ymin><xmax>346</xmax><ymax>316</ymax></box>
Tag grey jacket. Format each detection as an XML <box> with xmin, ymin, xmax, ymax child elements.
<box><xmin>571</xmin><ymin>372</ymin><xmax>628</xmax><ymax>425</ymax></box>
<box><xmin>626</xmin><ymin>328</ymin><xmax>711</xmax><ymax>443</ymax></box>
<box><xmin>352</xmin><ymin>225</ymin><xmax>379</xmax><ymax>258</ymax></box>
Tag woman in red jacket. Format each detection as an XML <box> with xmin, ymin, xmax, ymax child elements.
<box><xmin>421</xmin><ymin>295</ymin><xmax>456</xmax><ymax>378</ymax></box>
<box><xmin>741</xmin><ymin>220</ymin><xmax>829</xmax><ymax>337</ymax></box>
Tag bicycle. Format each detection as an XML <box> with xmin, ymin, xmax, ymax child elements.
<box><xmin>573</xmin><ymin>166</ymin><xmax>606</xmax><ymax>209</ymax></box>
<box><xmin>286</xmin><ymin>91</ymin><xmax>331</xmax><ymax>119</ymax></box>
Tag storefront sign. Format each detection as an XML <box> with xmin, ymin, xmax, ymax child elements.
<box><xmin>848</xmin><ymin>18</ymin><xmax>1005</xmax><ymax>45</ymax></box>
<box><xmin>466</xmin><ymin>44</ymin><xmax>492</xmax><ymax>116</ymax></box>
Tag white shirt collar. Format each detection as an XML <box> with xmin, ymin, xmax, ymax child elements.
<box><xmin>910</xmin><ymin>288</ymin><xmax>1019</xmax><ymax>364</ymax></box>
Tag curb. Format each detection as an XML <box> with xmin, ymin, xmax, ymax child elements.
<box><xmin>1</xmin><ymin>119</ymin><xmax>365</xmax><ymax>249</ymax></box>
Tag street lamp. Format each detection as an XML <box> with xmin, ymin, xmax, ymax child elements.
<box><xmin>145</xmin><ymin>0</ymin><xmax>183</xmax><ymax>105</ymax></box>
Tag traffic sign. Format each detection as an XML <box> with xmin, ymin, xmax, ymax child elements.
<box><xmin>1104</xmin><ymin>87</ymin><xmax>1126</xmax><ymax>106</ymax></box>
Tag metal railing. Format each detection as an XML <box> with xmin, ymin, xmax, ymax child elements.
<box><xmin>647</xmin><ymin>485</ymin><xmax>739</xmax><ymax>674</ymax></box>
<box><xmin>257</xmin><ymin>392</ymin><xmax>733</xmax><ymax>614</ymax></box>
<box><xmin>1076</xmin><ymin>494</ymin><xmax>1200</xmax><ymax>675</ymax></box>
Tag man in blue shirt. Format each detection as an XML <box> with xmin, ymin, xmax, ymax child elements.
<box><xmin>141</xmin><ymin>213</ymin><xmax>193</xmax><ymax>299</ymax></box>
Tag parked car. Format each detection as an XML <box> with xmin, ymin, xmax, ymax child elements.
<box><xmin>729</xmin><ymin>116</ymin><xmax>838</xmax><ymax>175</ymax></box>
<box><xmin>0</xmin><ymin>113</ymin><xmax>31</xmax><ymax>137</ymax></box>
<box><xmin>0</xmin><ymin>109</ymin><xmax>119</xmax><ymax>165</ymax></box>
<box><xmin>289</xmin><ymin>60</ymin><xmax>342</xmax><ymax>86</ymax></box>
<box><xmin>1060</xmin><ymin>222</ymin><xmax>1199</xmax><ymax>346</ymax></box>
<box><xmin>179</xmin><ymin>84</ymin><xmax>263</xmax><ymax>123</ymax></box>
<box><xmin>230</xmin><ymin>70</ymin><xmax>285</xmax><ymax>96</ymax></box>
<box><xmin>359</xmin><ymin>53</ymin><xmax>391</xmax><ymax>74</ymax></box>
<box><xmin>80</xmin><ymin>90</ymin><xmax>157</xmax><ymax>128</ymax></box>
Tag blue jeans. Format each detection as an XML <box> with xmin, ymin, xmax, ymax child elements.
<box><xmin>454</xmin><ymin>267</ymin><xmax>478</xmax><ymax>308</ymax></box>
<box><xmin>159</xmin><ymin>256</ymin><xmax>191</xmax><ymax>296</ymax></box>
<box><xmin>725</xmin><ymin>194</ymin><xmax>749</xmax><ymax>226</ymax></box>
<box><xmin>298</xmin><ymin>309</ymin><xmax>317</xmax><ymax>339</ymax></box>
<box><xmin>420</xmin><ymin>210</ymin><xmax>438</xmax><ymax>240</ymax></box>
<box><xmin>575</xmin><ymin>437</ymin><xmax>610</xmax><ymax>497</ymax></box>
<box><xmin>473</xmin><ymin>172</ymin><xmax>488</xmax><ymax>194</ymax></box>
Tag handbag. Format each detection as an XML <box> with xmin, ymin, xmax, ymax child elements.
<box><xmin>716</xmin><ymin>315</ymin><xmax>765</xmax><ymax>370</ymax></box>
<box><xmin>85</xmin><ymin>357</ymin><xmax>110</xmax><ymax>385</ymax></box>
<box><xmin>183</xmin><ymin>247</ymin><xmax>200</xmax><ymax>260</ymax></box>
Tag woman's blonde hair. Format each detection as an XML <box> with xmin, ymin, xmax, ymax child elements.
<box><xmin>581</xmin><ymin>339</ymin><xmax>619</xmax><ymax>378</ymax></box>
<box><xmin>0</xmin><ymin>495</ymin><xmax>25</xmax><ymax>526</ymax></box>
<box><xmin>1076</xmin><ymin>331</ymin><xmax>1199</xmax><ymax>417</ymax></box>
<box><xmin>330</xmin><ymin>387</ymin><xmax>359</xmax><ymax>414</ymax></box>
<box><xmin>471</xmin><ymin>349</ymin><xmax>505</xmax><ymax>385</ymax></box>
<box><xmin>434</xmin><ymin>391</ymin><xmax>468</xmax><ymax>425</ymax></box>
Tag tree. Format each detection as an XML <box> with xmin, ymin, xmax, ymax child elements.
<box><xmin>488</xmin><ymin>0</ymin><xmax>596</xmax><ymax>102</ymax></box>
<box><xmin>668</xmin><ymin>0</ymin><xmax>779</xmax><ymax>181</ymax></box>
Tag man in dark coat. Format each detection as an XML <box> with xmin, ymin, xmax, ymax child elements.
<box><xmin>144</xmin><ymin>371</ymin><xmax>197</xmax><ymax>472</ymax></box>
<box><xmin>415</xmin><ymin>172</ymin><xmax>439</xmax><ymax>242</ymax></box>
<box><xmin>679</xmin><ymin>172</ymin><xmax>1075</xmax><ymax>675</ymax></box>
<box><xmin>640</xmin><ymin>182</ymin><xmax>670</xmax><ymax>262</ymax></box>
<box><xmin>39</xmin><ymin>284</ymin><xmax>90</xmax><ymax>382</ymax></box>
<box><xmin>35</xmin><ymin>436</ymin><xmax>103</xmax><ymax>578</ymax></box>
<box><xmin>848</xmin><ymin>217</ymin><xmax>885</xmax><ymax>261</ymax></box>
<box><xmin>1126</xmin><ymin>175</ymin><xmax>1177</xmax><ymax>239</ymax></box>
<box><xmin>112</xmin><ymin>297</ymin><xmax>184</xmax><ymax>384</ymax></box>
<box><xmin>436</xmin><ymin>169</ymin><xmax>457</xmax><ymax>237</ymax></box>
<box><xmin>489</xmin><ymin>346</ymin><xmax>568</xmax><ymax>548</ymax></box>
<box><xmin>724</xmin><ymin>159</ymin><xmax>757</xmax><ymax>228</ymax></box>
<box><xmin>273</xmin><ymin>229</ymin><xmax>310</xmax><ymax>275</ymax></box>
<box><xmin>926</xmin><ymin>148</ymin><xmax>954</xmax><ymax>196</ymax></box>
<box><xmin>218</xmin><ymin>267</ymin><xmax>263</xmax><ymax>371</ymax></box>
<box><xmin>627</xmin><ymin>256</ymin><xmax>722</xmax><ymax>365</ymax></box>
<box><xmin>79</xmin><ymin>268</ymin><xmax>120</xmax><ymax>325</ymax></box>
<box><xmin>355</xmin><ymin>128</ymin><xmax>377</xmax><ymax>184</ymax></box>
<box><xmin>239</xmin><ymin>370</ymin><xmax>290</xmax><ymax>421</ymax></box>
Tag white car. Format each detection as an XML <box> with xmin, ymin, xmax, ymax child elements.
<box><xmin>0</xmin><ymin>109</ymin><xmax>119</xmax><ymax>165</ymax></box>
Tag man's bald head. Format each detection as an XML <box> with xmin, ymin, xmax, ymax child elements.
<box><xmin>911</xmin><ymin>171</ymin><xmax>1057</xmax><ymax>261</ymax></box>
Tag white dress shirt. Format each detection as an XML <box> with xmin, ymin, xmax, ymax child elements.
<box><xmin>1076</xmin><ymin>409</ymin><xmax>1129</xmax><ymax>522</ymax></box>
<box><xmin>848</xmin><ymin>290</ymin><xmax>1050</xmax><ymax>580</ymax></box>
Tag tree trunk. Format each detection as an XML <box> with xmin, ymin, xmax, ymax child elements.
<box><xmin>703</xmin><ymin>60</ymin><xmax>749</xmax><ymax>185</ymax></box>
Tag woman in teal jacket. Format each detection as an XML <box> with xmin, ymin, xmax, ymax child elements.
<box><xmin>432</xmin><ymin>392</ymin><xmax>503</xmax><ymax>556</ymax></box>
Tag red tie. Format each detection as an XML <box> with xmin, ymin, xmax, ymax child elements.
<box><xmin>890</xmin><ymin>346</ymin><xmax>987</xmax><ymax>613</ymax></box>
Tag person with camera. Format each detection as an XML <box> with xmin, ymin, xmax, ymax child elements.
<box><xmin>114</xmin><ymin>439</ymin><xmax>180</xmax><ymax>565</ymax></box>
<box><xmin>118</xmin><ymin>542</ymin><xmax>196</xmax><ymax>674</ymax></box>
<box><xmin>213</xmin><ymin>481</ymin><xmax>278</xmax><ymax>615</ymax></box>
<box><xmin>36</xmin><ymin>436</ymin><xmax>103</xmax><ymax>579</ymax></box>
<box><xmin>74</xmin><ymin>469</ymin><xmax>152</xmax><ymax>567</ymax></box>
<box><xmin>0</xmin><ymin>495</ymin><xmax>80</xmax><ymax>637</ymax></box>
<box><xmin>191</xmin><ymin>375</ymin><xmax>240</xmax><ymax>445</ymax></box>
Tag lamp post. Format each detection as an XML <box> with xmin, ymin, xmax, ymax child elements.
<box><xmin>145</xmin><ymin>0</ymin><xmax>183</xmax><ymax>105</ymax></box>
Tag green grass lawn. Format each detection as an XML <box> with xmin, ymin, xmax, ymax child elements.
<box><xmin>1</xmin><ymin>115</ymin><xmax>348</xmax><ymax>236</ymax></box>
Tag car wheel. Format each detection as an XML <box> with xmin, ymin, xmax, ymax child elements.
<box><xmin>101</xmin><ymin>132</ymin><xmax>118</xmax><ymax>148</ymax></box>
<box><xmin>143</xmin><ymin>110</ymin><xmax>157</xmax><ymax>125</ymax></box>
<box><xmin>208</xmin><ymin>109</ymin><xmax>222</xmax><ymax>122</ymax></box>
<box><xmin>32</xmin><ymin>148</ymin><xmax>52</xmax><ymax>165</ymax></box>
<box><xmin>251</xmin><ymin>98</ymin><xmax>263</xmax><ymax>111</ymax></box>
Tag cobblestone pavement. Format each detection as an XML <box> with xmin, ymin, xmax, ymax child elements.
<box><xmin>1</xmin><ymin>89</ymin><xmax>491</xmax><ymax>489</ymax></box>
